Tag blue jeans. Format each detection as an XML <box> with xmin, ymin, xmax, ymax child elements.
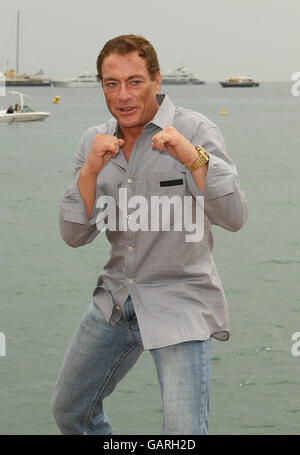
<box><xmin>51</xmin><ymin>295</ymin><xmax>211</xmax><ymax>435</ymax></box>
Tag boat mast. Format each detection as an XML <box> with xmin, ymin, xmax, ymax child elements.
<box><xmin>16</xmin><ymin>10</ymin><xmax>20</xmax><ymax>74</ymax></box>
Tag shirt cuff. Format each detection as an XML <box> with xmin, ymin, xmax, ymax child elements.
<box><xmin>186</xmin><ymin>153</ymin><xmax>235</xmax><ymax>201</ymax></box>
<box><xmin>60</xmin><ymin>173</ymin><xmax>98</xmax><ymax>225</ymax></box>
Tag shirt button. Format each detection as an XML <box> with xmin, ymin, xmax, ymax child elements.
<box><xmin>128</xmin><ymin>278</ymin><xmax>133</xmax><ymax>284</ymax></box>
<box><xmin>128</xmin><ymin>246</ymin><xmax>133</xmax><ymax>251</ymax></box>
<box><xmin>127</xmin><ymin>178</ymin><xmax>133</xmax><ymax>184</ymax></box>
<box><xmin>116</xmin><ymin>305</ymin><xmax>120</xmax><ymax>310</ymax></box>
<box><xmin>127</xmin><ymin>215</ymin><xmax>131</xmax><ymax>219</ymax></box>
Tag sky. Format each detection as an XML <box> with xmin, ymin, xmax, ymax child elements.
<box><xmin>0</xmin><ymin>0</ymin><xmax>299</xmax><ymax>81</ymax></box>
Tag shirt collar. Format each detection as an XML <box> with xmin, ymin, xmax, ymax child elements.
<box><xmin>149</xmin><ymin>94</ymin><xmax>176</xmax><ymax>130</ymax></box>
<box><xmin>114</xmin><ymin>93</ymin><xmax>176</xmax><ymax>137</ymax></box>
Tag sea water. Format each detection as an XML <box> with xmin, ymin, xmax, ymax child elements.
<box><xmin>0</xmin><ymin>83</ymin><xmax>299</xmax><ymax>434</ymax></box>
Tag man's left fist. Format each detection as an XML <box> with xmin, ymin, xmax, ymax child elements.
<box><xmin>151</xmin><ymin>126</ymin><xmax>198</xmax><ymax>164</ymax></box>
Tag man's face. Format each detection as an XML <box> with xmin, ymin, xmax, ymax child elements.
<box><xmin>101</xmin><ymin>51</ymin><xmax>161</xmax><ymax>134</ymax></box>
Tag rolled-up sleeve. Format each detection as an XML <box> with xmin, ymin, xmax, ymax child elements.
<box><xmin>186</xmin><ymin>126</ymin><xmax>248</xmax><ymax>231</ymax></box>
<box><xmin>59</xmin><ymin>131</ymin><xmax>100</xmax><ymax>247</ymax></box>
<box><xmin>60</xmin><ymin>173</ymin><xmax>90</xmax><ymax>225</ymax></box>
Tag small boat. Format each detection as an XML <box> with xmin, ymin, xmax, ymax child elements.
<box><xmin>162</xmin><ymin>65</ymin><xmax>205</xmax><ymax>85</ymax></box>
<box><xmin>0</xmin><ymin>91</ymin><xmax>50</xmax><ymax>122</ymax></box>
<box><xmin>219</xmin><ymin>75</ymin><xmax>259</xmax><ymax>87</ymax></box>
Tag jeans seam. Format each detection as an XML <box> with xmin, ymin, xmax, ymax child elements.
<box><xmin>84</xmin><ymin>342</ymin><xmax>142</xmax><ymax>434</ymax></box>
<box><xmin>199</xmin><ymin>340</ymin><xmax>207</xmax><ymax>435</ymax></box>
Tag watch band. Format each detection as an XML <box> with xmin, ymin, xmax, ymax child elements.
<box><xmin>184</xmin><ymin>145</ymin><xmax>210</xmax><ymax>171</ymax></box>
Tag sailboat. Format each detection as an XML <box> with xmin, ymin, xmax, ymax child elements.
<box><xmin>3</xmin><ymin>11</ymin><xmax>52</xmax><ymax>87</ymax></box>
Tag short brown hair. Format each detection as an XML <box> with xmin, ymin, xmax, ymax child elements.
<box><xmin>96</xmin><ymin>34</ymin><xmax>160</xmax><ymax>82</ymax></box>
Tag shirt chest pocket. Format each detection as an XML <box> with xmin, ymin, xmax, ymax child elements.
<box><xmin>145</xmin><ymin>170</ymin><xmax>188</xmax><ymax>197</ymax></box>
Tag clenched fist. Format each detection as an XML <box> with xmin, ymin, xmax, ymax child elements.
<box><xmin>151</xmin><ymin>126</ymin><xmax>198</xmax><ymax>165</ymax></box>
<box><xmin>81</xmin><ymin>133</ymin><xmax>125</xmax><ymax>177</ymax></box>
<box><xmin>152</xmin><ymin>126</ymin><xmax>208</xmax><ymax>192</ymax></box>
<box><xmin>78</xmin><ymin>134</ymin><xmax>124</xmax><ymax>219</ymax></box>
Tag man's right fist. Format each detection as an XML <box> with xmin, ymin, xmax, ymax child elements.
<box><xmin>81</xmin><ymin>134</ymin><xmax>125</xmax><ymax>177</ymax></box>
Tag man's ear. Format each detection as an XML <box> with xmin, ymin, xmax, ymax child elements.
<box><xmin>155</xmin><ymin>71</ymin><xmax>162</xmax><ymax>93</ymax></box>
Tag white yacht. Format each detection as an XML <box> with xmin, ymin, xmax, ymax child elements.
<box><xmin>162</xmin><ymin>65</ymin><xmax>205</xmax><ymax>85</ymax></box>
<box><xmin>188</xmin><ymin>72</ymin><xmax>206</xmax><ymax>85</ymax></box>
<box><xmin>52</xmin><ymin>65</ymin><xmax>100</xmax><ymax>87</ymax></box>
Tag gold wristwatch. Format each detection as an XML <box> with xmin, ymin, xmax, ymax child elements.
<box><xmin>184</xmin><ymin>145</ymin><xmax>210</xmax><ymax>171</ymax></box>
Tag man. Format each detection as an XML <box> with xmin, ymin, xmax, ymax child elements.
<box><xmin>51</xmin><ymin>34</ymin><xmax>247</xmax><ymax>435</ymax></box>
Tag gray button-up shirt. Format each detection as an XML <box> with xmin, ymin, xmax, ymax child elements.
<box><xmin>59</xmin><ymin>94</ymin><xmax>248</xmax><ymax>350</ymax></box>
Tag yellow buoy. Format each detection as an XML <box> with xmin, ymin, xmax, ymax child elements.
<box><xmin>221</xmin><ymin>108</ymin><xmax>227</xmax><ymax>116</ymax></box>
<box><xmin>52</xmin><ymin>95</ymin><xmax>60</xmax><ymax>104</ymax></box>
